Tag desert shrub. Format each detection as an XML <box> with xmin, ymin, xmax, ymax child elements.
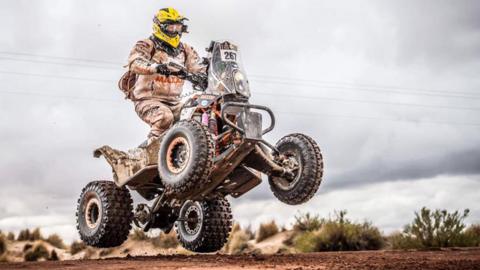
<box><xmin>293</xmin><ymin>211</ymin><xmax>384</xmax><ymax>252</ymax></box>
<box><xmin>293</xmin><ymin>212</ymin><xmax>323</xmax><ymax>232</ymax></box>
<box><xmin>151</xmin><ymin>232</ymin><xmax>178</xmax><ymax>249</ymax></box>
<box><xmin>388</xmin><ymin>232</ymin><xmax>422</xmax><ymax>250</ymax></box>
<box><xmin>30</xmin><ymin>228</ymin><xmax>43</xmax><ymax>241</ymax></box>
<box><xmin>49</xmin><ymin>249</ymin><xmax>59</xmax><ymax>261</ymax></box>
<box><xmin>24</xmin><ymin>243</ymin><xmax>49</xmax><ymax>262</ymax></box>
<box><xmin>70</xmin><ymin>241</ymin><xmax>87</xmax><ymax>255</ymax></box>
<box><xmin>6</xmin><ymin>232</ymin><xmax>15</xmax><ymax>241</ymax></box>
<box><xmin>464</xmin><ymin>224</ymin><xmax>480</xmax><ymax>247</ymax></box>
<box><xmin>256</xmin><ymin>221</ymin><xmax>279</xmax><ymax>242</ymax></box>
<box><xmin>130</xmin><ymin>229</ymin><xmax>149</xmax><ymax>241</ymax></box>
<box><xmin>46</xmin><ymin>234</ymin><xmax>65</xmax><ymax>249</ymax></box>
<box><xmin>0</xmin><ymin>235</ymin><xmax>6</xmax><ymax>255</ymax></box>
<box><xmin>17</xmin><ymin>229</ymin><xmax>31</xmax><ymax>241</ymax></box>
<box><xmin>17</xmin><ymin>228</ymin><xmax>43</xmax><ymax>242</ymax></box>
<box><xmin>285</xmin><ymin>212</ymin><xmax>324</xmax><ymax>246</ymax></box>
<box><xmin>409</xmin><ymin>207</ymin><xmax>469</xmax><ymax>248</ymax></box>
<box><xmin>293</xmin><ymin>231</ymin><xmax>317</xmax><ymax>252</ymax></box>
<box><xmin>227</xmin><ymin>230</ymin><xmax>251</xmax><ymax>255</ymax></box>
<box><xmin>23</xmin><ymin>243</ymin><xmax>33</xmax><ymax>252</ymax></box>
<box><xmin>391</xmin><ymin>207</ymin><xmax>473</xmax><ymax>249</ymax></box>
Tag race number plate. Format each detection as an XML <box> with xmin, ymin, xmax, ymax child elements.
<box><xmin>220</xmin><ymin>49</ymin><xmax>238</xmax><ymax>62</ymax></box>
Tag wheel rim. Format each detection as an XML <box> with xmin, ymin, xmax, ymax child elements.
<box><xmin>166</xmin><ymin>136</ymin><xmax>191</xmax><ymax>174</ymax></box>
<box><xmin>178</xmin><ymin>201</ymin><xmax>203</xmax><ymax>239</ymax></box>
<box><xmin>273</xmin><ymin>150</ymin><xmax>302</xmax><ymax>190</ymax></box>
<box><xmin>85</xmin><ymin>196</ymin><xmax>101</xmax><ymax>229</ymax></box>
<box><xmin>183</xmin><ymin>204</ymin><xmax>202</xmax><ymax>235</ymax></box>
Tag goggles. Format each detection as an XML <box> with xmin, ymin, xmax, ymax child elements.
<box><xmin>154</xmin><ymin>17</ymin><xmax>188</xmax><ymax>36</ymax></box>
<box><xmin>165</xmin><ymin>23</ymin><xmax>184</xmax><ymax>34</ymax></box>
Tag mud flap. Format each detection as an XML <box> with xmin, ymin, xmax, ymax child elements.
<box><xmin>93</xmin><ymin>140</ymin><xmax>160</xmax><ymax>187</ymax></box>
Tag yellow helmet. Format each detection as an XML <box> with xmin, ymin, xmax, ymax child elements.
<box><xmin>152</xmin><ymin>8</ymin><xmax>188</xmax><ymax>48</ymax></box>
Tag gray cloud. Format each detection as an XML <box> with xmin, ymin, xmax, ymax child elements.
<box><xmin>376</xmin><ymin>0</ymin><xmax>480</xmax><ymax>68</ymax></box>
<box><xmin>326</xmin><ymin>147</ymin><xmax>480</xmax><ymax>190</ymax></box>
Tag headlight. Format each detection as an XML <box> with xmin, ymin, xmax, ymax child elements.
<box><xmin>234</xmin><ymin>71</ymin><xmax>251</xmax><ymax>98</ymax></box>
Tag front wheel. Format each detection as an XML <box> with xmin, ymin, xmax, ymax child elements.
<box><xmin>176</xmin><ymin>198</ymin><xmax>232</xmax><ymax>253</ymax></box>
<box><xmin>268</xmin><ymin>133</ymin><xmax>324</xmax><ymax>205</ymax></box>
<box><xmin>158</xmin><ymin>120</ymin><xmax>215</xmax><ymax>198</ymax></box>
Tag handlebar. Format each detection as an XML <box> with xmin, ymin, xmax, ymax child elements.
<box><xmin>165</xmin><ymin>62</ymin><xmax>208</xmax><ymax>91</ymax></box>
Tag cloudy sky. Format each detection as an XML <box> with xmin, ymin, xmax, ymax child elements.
<box><xmin>0</xmin><ymin>0</ymin><xmax>479</xmax><ymax>242</ymax></box>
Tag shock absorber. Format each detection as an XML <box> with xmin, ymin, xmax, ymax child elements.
<box><xmin>208</xmin><ymin>110</ymin><xmax>218</xmax><ymax>136</ymax></box>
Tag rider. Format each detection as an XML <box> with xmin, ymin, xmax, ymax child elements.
<box><xmin>127</xmin><ymin>7</ymin><xmax>207</xmax><ymax>143</ymax></box>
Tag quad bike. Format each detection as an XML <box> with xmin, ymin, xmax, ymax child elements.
<box><xmin>76</xmin><ymin>41</ymin><xmax>324</xmax><ymax>252</ymax></box>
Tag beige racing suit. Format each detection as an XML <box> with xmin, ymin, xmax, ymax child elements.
<box><xmin>128</xmin><ymin>37</ymin><xmax>206</xmax><ymax>138</ymax></box>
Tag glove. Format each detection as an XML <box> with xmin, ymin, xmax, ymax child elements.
<box><xmin>172</xmin><ymin>69</ymin><xmax>188</xmax><ymax>79</ymax></box>
<box><xmin>155</xmin><ymin>64</ymin><xmax>170</xmax><ymax>76</ymax></box>
<box><xmin>189</xmin><ymin>73</ymin><xmax>208</xmax><ymax>90</ymax></box>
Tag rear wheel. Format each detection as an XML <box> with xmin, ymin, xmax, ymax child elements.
<box><xmin>268</xmin><ymin>134</ymin><xmax>324</xmax><ymax>205</ymax></box>
<box><xmin>176</xmin><ymin>198</ymin><xmax>232</xmax><ymax>253</ymax></box>
<box><xmin>76</xmin><ymin>181</ymin><xmax>133</xmax><ymax>248</ymax></box>
<box><xmin>158</xmin><ymin>120</ymin><xmax>215</xmax><ymax>198</ymax></box>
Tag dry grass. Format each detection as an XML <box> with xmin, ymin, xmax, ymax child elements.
<box><xmin>151</xmin><ymin>231</ymin><xmax>179</xmax><ymax>249</ymax></box>
<box><xmin>130</xmin><ymin>229</ymin><xmax>179</xmax><ymax>249</ymax></box>
<box><xmin>224</xmin><ymin>223</ymin><xmax>254</xmax><ymax>254</ymax></box>
<box><xmin>256</xmin><ymin>221</ymin><xmax>279</xmax><ymax>243</ymax></box>
<box><xmin>70</xmin><ymin>241</ymin><xmax>87</xmax><ymax>255</ymax></box>
<box><xmin>231</xmin><ymin>223</ymin><xmax>241</xmax><ymax>234</ymax></box>
<box><xmin>227</xmin><ymin>230</ymin><xmax>251</xmax><ymax>254</ymax></box>
<box><xmin>130</xmin><ymin>229</ymin><xmax>149</xmax><ymax>241</ymax></box>
<box><xmin>46</xmin><ymin>234</ymin><xmax>66</xmax><ymax>249</ymax></box>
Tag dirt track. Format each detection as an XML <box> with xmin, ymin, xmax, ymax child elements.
<box><xmin>2</xmin><ymin>249</ymin><xmax>480</xmax><ymax>270</ymax></box>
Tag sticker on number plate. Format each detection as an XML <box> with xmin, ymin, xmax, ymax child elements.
<box><xmin>220</xmin><ymin>49</ymin><xmax>238</xmax><ymax>62</ymax></box>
